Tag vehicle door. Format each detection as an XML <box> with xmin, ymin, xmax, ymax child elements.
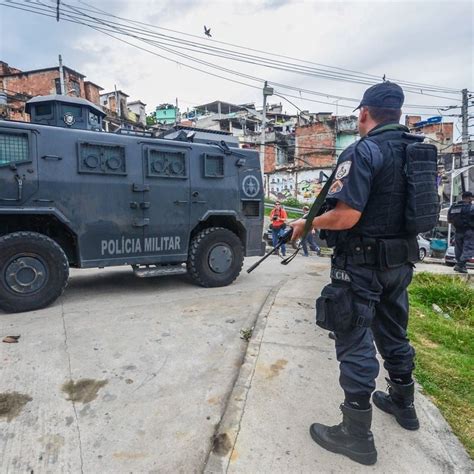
<box><xmin>0</xmin><ymin>127</ymin><xmax>39</xmax><ymax>206</ymax></box>
<box><xmin>65</xmin><ymin>138</ymin><xmax>146</xmax><ymax>266</ymax></box>
<box><xmin>142</xmin><ymin>143</ymin><xmax>190</xmax><ymax>263</ymax></box>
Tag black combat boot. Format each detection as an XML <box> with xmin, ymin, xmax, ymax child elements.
<box><xmin>373</xmin><ymin>378</ymin><xmax>419</xmax><ymax>430</ymax></box>
<box><xmin>309</xmin><ymin>404</ymin><xmax>377</xmax><ymax>465</ymax></box>
<box><xmin>454</xmin><ymin>264</ymin><xmax>468</xmax><ymax>274</ymax></box>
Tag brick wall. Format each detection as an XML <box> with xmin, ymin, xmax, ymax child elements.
<box><xmin>295</xmin><ymin>121</ymin><xmax>336</xmax><ymax>168</ymax></box>
<box><xmin>264</xmin><ymin>144</ymin><xmax>276</xmax><ymax>174</ymax></box>
<box><xmin>84</xmin><ymin>82</ymin><xmax>101</xmax><ymax>105</ymax></box>
<box><xmin>1</xmin><ymin>63</ymin><xmax>103</xmax><ymax>120</ymax></box>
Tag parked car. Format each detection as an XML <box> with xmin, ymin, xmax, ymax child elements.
<box><xmin>444</xmin><ymin>246</ymin><xmax>474</xmax><ymax>267</ymax></box>
<box><xmin>417</xmin><ymin>235</ymin><xmax>430</xmax><ymax>261</ymax></box>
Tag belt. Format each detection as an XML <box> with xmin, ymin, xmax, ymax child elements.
<box><xmin>336</xmin><ymin>236</ymin><xmax>418</xmax><ymax>268</ymax></box>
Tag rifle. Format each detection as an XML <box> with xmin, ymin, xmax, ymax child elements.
<box><xmin>247</xmin><ymin>227</ymin><xmax>294</xmax><ymax>274</ymax></box>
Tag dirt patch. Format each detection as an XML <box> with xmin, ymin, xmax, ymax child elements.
<box><xmin>269</xmin><ymin>359</ymin><xmax>288</xmax><ymax>378</ymax></box>
<box><xmin>418</xmin><ymin>335</ymin><xmax>440</xmax><ymax>349</ymax></box>
<box><xmin>0</xmin><ymin>392</ymin><xmax>32</xmax><ymax>422</ymax></box>
<box><xmin>62</xmin><ymin>379</ymin><xmax>108</xmax><ymax>404</ymax></box>
<box><xmin>212</xmin><ymin>432</ymin><xmax>233</xmax><ymax>456</ymax></box>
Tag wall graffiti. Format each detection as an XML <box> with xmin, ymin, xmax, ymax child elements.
<box><xmin>267</xmin><ymin>169</ymin><xmax>332</xmax><ymax>203</ymax></box>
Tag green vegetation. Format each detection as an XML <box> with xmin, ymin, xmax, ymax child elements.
<box><xmin>263</xmin><ymin>207</ymin><xmax>301</xmax><ymax>220</ymax></box>
<box><xmin>408</xmin><ymin>273</ymin><xmax>474</xmax><ymax>457</ymax></box>
<box><xmin>281</xmin><ymin>197</ymin><xmax>303</xmax><ymax>209</ymax></box>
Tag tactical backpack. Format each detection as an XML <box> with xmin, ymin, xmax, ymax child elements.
<box><xmin>403</xmin><ymin>140</ymin><xmax>440</xmax><ymax>234</ymax></box>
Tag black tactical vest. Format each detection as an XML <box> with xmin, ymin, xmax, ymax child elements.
<box><xmin>327</xmin><ymin>124</ymin><xmax>432</xmax><ymax>246</ymax></box>
<box><xmin>449</xmin><ymin>201</ymin><xmax>474</xmax><ymax>231</ymax></box>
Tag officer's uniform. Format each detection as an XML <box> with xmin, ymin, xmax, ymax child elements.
<box><xmin>449</xmin><ymin>199</ymin><xmax>474</xmax><ymax>270</ymax></box>
<box><xmin>309</xmin><ymin>81</ymin><xmax>438</xmax><ymax>466</ymax></box>
<box><xmin>323</xmin><ymin>123</ymin><xmax>419</xmax><ymax>401</ymax></box>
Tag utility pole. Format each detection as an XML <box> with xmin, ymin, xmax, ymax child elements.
<box><xmin>461</xmin><ymin>88</ymin><xmax>469</xmax><ymax>191</ymax></box>
<box><xmin>175</xmin><ymin>97</ymin><xmax>179</xmax><ymax>127</ymax></box>
<box><xmin>447</xmin><ymin>155</ymin><xmax>455</xmax><ymax>246</ymax></box>
<box><xmin>260</xmin><ymin>81</ymin><xmax>273</xmax><ymax>193</ymax></box>
<box><xmin>58</xmin><ymin>54</ymin><xmax>65</xmax><ymax>95</ymax></box>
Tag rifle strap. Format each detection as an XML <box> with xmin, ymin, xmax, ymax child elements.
<box><xmin>281</xmin><ymin>168</ymin><xmax>337</xmax><ymax>265</ymax></box>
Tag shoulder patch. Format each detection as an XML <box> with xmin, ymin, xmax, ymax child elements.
<box><xmin>328</xmin><ymin>179</ymin><xmax>344</xmax><ymax>195</ymax></box>
<box><xmin>335</xmin><ymin>161</ymin><xmax>351</xmax><ymax>180</ymax></box>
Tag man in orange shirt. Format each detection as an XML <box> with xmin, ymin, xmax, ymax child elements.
<box><xmin>269</xmin><ymin>201</ymin><xmax>288</xmax><ymax>256</ymax></box>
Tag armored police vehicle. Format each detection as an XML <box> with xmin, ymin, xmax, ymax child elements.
<box><xmin>0</xmin><ymin>95</ymin><xmax>264</xmax><ymax>313</ymax></box>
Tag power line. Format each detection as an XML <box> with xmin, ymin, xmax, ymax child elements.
<box><xmin>56</xmin><ymin>0</ymin><xmax>463</xmax><ymax>99</ymax></box>
<box><xmin>1</xmin><ymin>0</ymin><xmax>464</xmax><ymax>116</ymax></box>
<box><xmin>4</xmin><ymin>0</ymin><xmax>463</xmax><ymax>102</ymax></box>
<box><xmin>72</xmin><ymin>0</ymin><xmax>461</xmax><ymax>95</ymax></box>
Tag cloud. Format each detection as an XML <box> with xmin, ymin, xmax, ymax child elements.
<box><xmin>1</xmin><ymin>0</ymin><xmax>472</xmax><ymax>138</ymax></box>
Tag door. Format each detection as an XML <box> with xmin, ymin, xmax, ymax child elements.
<box><xmin>0</xmin><ymin>128</ymin><xmax>38</xmax><ymax>205</ymax></box>
<box><xmin>70</xmin><ymin>139</ymin><xmax>145</xmax><ymax>266</ymax></box>
<box><xmin>142</xmin><ymin>144</ymin><xmax>190</xmax><ymax>263</ymax></box>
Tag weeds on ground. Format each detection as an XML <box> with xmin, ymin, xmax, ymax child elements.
<box><xmin>408</xmin><ymin>273</ymin><xmax>474</xmax><ymax>458</ymax></box>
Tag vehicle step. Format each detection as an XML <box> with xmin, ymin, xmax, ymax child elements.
<box><xmin>132</xmin><ymin>264</ymin><xmax>187</xmax><ymax>278</ymax></box>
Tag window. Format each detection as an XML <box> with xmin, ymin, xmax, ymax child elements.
<box><xmin>36</xmin><ymin>103</ymin><xmax>52</xmax><ymax>116</ymax></box>
<box><xmin>55</xmin><ymin>78</ymin><xmax>61</xmax><ymax>94</ymax></box>
<box><xmin>62</xmin><ymin>105</ymin><xmax>82</xmax><ymax>118</ymax></box>
<box><xmin>276</xmin><ymin>146</ymin><xmax>287</xmax><ymax>165</ymax></box>
<box><xmin>78</xmin><ymin>143</ymin><xmax>126</xmax><ymax>175</ymax></box>
<box><xmin>204</xmin><ymin>154</ymin><xmax>224</xmax><ymax>178</ymax></box>
<box><xmin>0</xmin><ymin>132</ymin><xmax>30</xmax><ymax>166</ymax></box>
<box><xmin>147</xmin><ymin>149</ymin><xmax>186</xmax><ymax>178</ymax></box>
<box><xmin>70</xmin><ymin>80</ymin><xmax>80</xmax><ymax>96</ymax></box>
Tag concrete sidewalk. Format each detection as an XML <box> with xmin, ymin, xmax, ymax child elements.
<box><xmin>206</xmin><ymin>261</ymin><xmax>473</xmax><ymax>473</ymax></box>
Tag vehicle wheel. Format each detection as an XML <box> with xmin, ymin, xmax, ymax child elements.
<box><xmin>445</xmin><ymin>262</ymin><xmax>456</xmax><ymax>267</ymax></box>
<box><xmin>187</xmin><ymin>227</ymin><xmax>244</xmax><ymax>287</ymax></box>
<box><xmin>419</xmin><ymin>248</ymin><xmax>427</xmax><ymax>261</ymax></box>
<box><xmin>0</xmin><ymin>232</ymin><xmax>69</xmax><ymax>313</ymax></box>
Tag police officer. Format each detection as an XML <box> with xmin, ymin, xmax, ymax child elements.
<box><xmin>291</xmin><ymin>82</ymin><xmax>425</xmax><ymax>465</ymax></box>
<box><xmin>448</xmin><ymin>191</ymin><xmax>474</xmax><ymax>273</ymax></box>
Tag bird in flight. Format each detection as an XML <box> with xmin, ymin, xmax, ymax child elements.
<box><xmin>204</xmin><ymin>26</ymin><xmax>212</xmax><ymax>37</ymax></box>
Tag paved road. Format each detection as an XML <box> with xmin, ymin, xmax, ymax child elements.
<box><xmin>0</xmin><ymin>254</ymin><xmax>317</xmax><ymax>473</ymax></box>
<box><xmin>1</xmin><ymin>254</ymin><xmax>470</xmax><ymax>473</ymax></box>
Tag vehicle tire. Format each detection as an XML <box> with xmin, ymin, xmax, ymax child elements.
<box><xmin>445</xmin><ymin>262</ymin><xmax>456</xmax><ymax>267</ymax></box>
<box><xmin>187</xmin><ymin>227</ymin><xmax>244</xmax><ymax>287</ymax></box>
<box><xmin>419</xmin><ymin>248</ymin><xmax>427</xmax><ymax>261</ymax></box>
<box><xmin>0</xmin><ymin>232</ymin><xmax>69</xmax><ymax>313</ymax></box>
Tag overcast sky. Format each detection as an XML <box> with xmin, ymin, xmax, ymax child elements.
<box><xmin>1</xmin><ymin>0</ymin><xmax>472</xmax><ymax>139</ymax></box>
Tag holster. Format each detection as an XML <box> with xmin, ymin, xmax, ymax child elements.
<box><xmin>315</xmin><ymin>282</ymin><xmax>374</xmax><ymax>333</ymax></box>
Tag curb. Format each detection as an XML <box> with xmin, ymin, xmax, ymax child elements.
<box><xmin>203</xmin><ymin>281</ymin><xmax>286</xmax><ymax>474</ymax></box>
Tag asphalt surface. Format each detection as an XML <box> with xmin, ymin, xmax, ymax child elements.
<box><xmin>0</xmin><ymin>254</ymin><xmax>299</xmax><ymax>473</ymax></box>
<box><xmin>1</xmin><ymin>255</ymin><xmax>472</xmax><ymax>473</ymax></box>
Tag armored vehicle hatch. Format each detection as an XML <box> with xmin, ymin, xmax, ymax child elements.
<box><xmin>25</xmin><ymin>95</ymin><xmax>105</xmax><ymax>131</ymax></box>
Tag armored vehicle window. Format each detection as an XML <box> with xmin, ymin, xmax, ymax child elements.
<box><xmin>204</xmin><ymin>154</ymin><xmax>224</xmax><ymax>178</ymax></box>
<box><xmin>36</xmin><ymin>103</ymin><xmax>53</xmax><ymax>117</ymax></box>
<box><xmin>78</xmin><ymin>142</ymin><xmax>126</xmax><ymax>175</ymax></box>
<box><xmin>89</xmin><ymin>112</ymin><xmax>100</xmax><ymax>126</ymax></box>
<box><xmin>0</xmin><ymin>132</ymin><xmax>29</xmax><ymax>166</ymax></box>
<box><xmin>242</xmin><ymin>201</ymin><xmax>260</xmax><ymax>217</ymax></box>
<box><xmin>147</xmin><ymin>149</ymin><xmax>187</xmax><ymax>179</ymax></box>
<box><xmin>62</xmin><ymin>104</ymin><xmax>82</xmax><ymax>118</ymax></box>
